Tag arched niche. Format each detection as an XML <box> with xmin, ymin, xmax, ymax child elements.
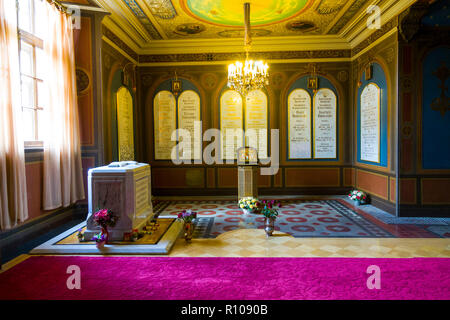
<box><xmin>106</xmin><ymin>68</ymin><xmax>136</xmax><ymax>162</ymax></box>
<box><xmin>219</xmin><ymin>88</ymin><xmax>269</xmax><ymax>160</ymax></box>
<box><xmin>152</xmin><ymin>78</ymin><xmax>202</xmax><ymax>161</ymax></box>
<box><xmin>357</xmin><ymin>62</ymin><xmax>388</xmax><ymax>167</ymax></box>
<box><xmin>286</xmin><ymin>75</ymin><xmax>339</xmax><ymax>161</ymax></box>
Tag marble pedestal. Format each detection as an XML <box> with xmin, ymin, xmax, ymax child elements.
<box><xmin>84</xmin><ymin>161</ymin><xmax>154</xmax><ymax>241</ymax></box>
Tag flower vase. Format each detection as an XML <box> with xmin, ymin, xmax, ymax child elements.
<box><xmin>96</xmin><ymin>241</ymin><xmax>106</xmax><ymax>249</ymax></box>
<box><xmin>264</xmin><ymin>217</ymin><xmax>275</xmax><ymax>237</ymax></box>
<box><xmin>184</xmin><ymin>222</ymin><xmax>194</xmax><ymax>242</ymax></box>
<box><xmin>243</xmin><ymin>208</ymin><xmax>259</xmax><ymax>215</ymax></box>
<box><xmin>101</xmin><ymin>227</ymin><xmax>110</xmax><ymax>244</ymax></box>
<box><xmin>354</xmin><ymin>200</ymin><xmax>361</xmax><ymax>206</ymax></box>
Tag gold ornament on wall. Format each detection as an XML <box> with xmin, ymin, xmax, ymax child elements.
<box><xmin>365</xmin><ymin>64</ymin><xmax>373</xmax><ymax>81</ymax></box>
<box><xmin>308</xmin><ymin>64</ymin><xmax>319</xmax><ymax>93</ymax></box>
<box><xmin>172</xmin><ymin>71</ymin><xmax>182</xmax><ymax>97</ymax></box>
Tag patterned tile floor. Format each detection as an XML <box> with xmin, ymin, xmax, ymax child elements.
<box><xmin>155</xmin><ymin>199</ymin><xmax>450</xmax><ymax>238</ymax></box>
<box><xmin>168</xmin><ymin>229</ymin><xmax>450</xmax><ymax>258</ymax></box>
<box><xmin>3</xmin><ymin>198</ymin><xmax>449</xmax><ymax>271</ymax></box>
<box><xmin>2</xmin><ymin>230</ymin><xmax>449</xmax><ymax>271</ymax></box>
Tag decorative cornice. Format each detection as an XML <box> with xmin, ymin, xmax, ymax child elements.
<box><xmin>351</xmin><ymin>17</ymin><xmax>398</xmax><ymax>57</ymax></box>
<box><xmin>101</xmin><ymin>7</ymin><xmax>405</xmax><ymax>66</ymax></box>
<box><xmin>122</xmin><ymin>0</ymin><xmax>163</xmax><ymax>40</ymax></box>
<box><xmin>103</xmin><ymin>25</ymin><xmax>139</xmax><ymax>61</ymax></box>
<box><xmin>328</xmin><ymin>0</ymin><xmax>368</xmax><ymax>34</ymax></box>
<box><xmin>138</xmin><ymin>50</ymin><xmax>351</xmax><ymax>64</ymax></box>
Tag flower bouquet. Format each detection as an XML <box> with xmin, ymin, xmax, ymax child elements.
<box><xmin>238</xmin><ymin>197</ymin><xmax>261</xmax><ymax>214</ymax></box>
<box><xmin>260</xmin><ymin>200</ymin><xmax>282</xmax><ymax>237</ymax></box>
<box><xmin>92</xmin><ymin>208</ymin><xmax>118</xmax><ymax>244</ymax></box>
<box><xmin>260</xmin><ymin>200</ymin><xmax>281</xmax><ymax>220</ymax></box>
<box><xmin>177</xmin><ymin>210</ymin><xmax>197</xmax><ymax>242</ymax></box>
<box><xmin>348</xmin><ymin>190</ymin><xmax>368</xmax><ymax>205</ymax></box>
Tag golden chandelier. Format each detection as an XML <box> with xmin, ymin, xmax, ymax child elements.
<box><xmin>227</xmin><ymin>2</ymin><xmax>269</xmax><ymax>96</ymax></box>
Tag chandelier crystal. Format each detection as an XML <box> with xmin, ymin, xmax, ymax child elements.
<box><xmin>227</xmin><ymin>3</ymin><xmax>269</xmax><ymax>96</ymax></box>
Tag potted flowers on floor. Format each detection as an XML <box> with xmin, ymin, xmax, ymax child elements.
<box><xmin>238</xmin><ymin>197</ymin><xmax>261</xmax><ymax>214</ymax></box>
<box><xmin>348</xmin><ymin>190</ymin><xmax>369</xmax><ymax>206</ymax></box>
<box><xmin>92</xmin><ymin>208</ymin><xmax>118</xmax><ymax>246</ymax></box>
<box><xmin>260</xmin><ymin>200</ymin><xmax>281</xmax><ymax>237</ymax></box>
<box><xmin>177</xmin><ymin>210</ymin><xmax>197</xmax><ymax>242</ymax></box>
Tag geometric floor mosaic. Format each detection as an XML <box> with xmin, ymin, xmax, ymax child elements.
<box><xmin>155</xmin><ymin>199</ymin><xmax>450</xmax><ymax>239</ymax></box>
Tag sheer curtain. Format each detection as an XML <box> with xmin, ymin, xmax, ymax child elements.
<box><xmin>0</xmin><ymin>0</ymin><xmax>29</xmax><ymax>230</ymax></box>
<box><xmin>42</xmin><ymin>2</ymin><xmax>85</xmax><ymax>210</ymax></box>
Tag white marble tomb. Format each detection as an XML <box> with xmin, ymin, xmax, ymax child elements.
<box><xmin>84</xmin><ymin>161</ymin><xmax>154</xmax><ymax>241</ymax></box>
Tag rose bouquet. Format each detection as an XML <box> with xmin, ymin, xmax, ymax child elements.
<box><xmin>92</xmin><ymin>208</ymin><xmax>118</xmax><ymax>244</ymax></box>
<box><xmin>260</xmin><ymin>200</ymin><xmax>282</xmax><ymax>220</ymax></box>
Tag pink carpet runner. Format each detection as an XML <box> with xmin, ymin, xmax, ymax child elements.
<box><xmin>0</xmin><ymin>256</ymin><xmax>449</xmax><ymax>300</ymax></box>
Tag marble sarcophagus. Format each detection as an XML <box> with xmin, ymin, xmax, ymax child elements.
<box><xmin>84</xmin><ymin>161</ymin><xmax>154</xmax><ymax>241</ymax></box>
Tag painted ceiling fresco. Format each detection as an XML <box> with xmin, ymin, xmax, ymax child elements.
<box><xmin>112</xmin><ymin>0</ymin><xmax>372</xmax><ymax>40</ymax></box>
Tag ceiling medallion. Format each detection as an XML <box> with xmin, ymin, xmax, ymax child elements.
<box><xmin>181</xmin><ymin>0</ymin><xmax>311</xmax><ymax>27</ymax></box>
<box><xmin>227</xmin><ymin>3</ymin><xmax>269</xmax><ymax>97</ymax></box>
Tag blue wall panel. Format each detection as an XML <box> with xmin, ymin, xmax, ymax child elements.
<box><xmin>422</xmin><ymin>47</ymin><xmax>450</xmax><ymax>169</ymax></box>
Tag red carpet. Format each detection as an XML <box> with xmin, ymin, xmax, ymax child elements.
<box><xmin>0</xmin><ymin>256</ymin><xmax>449</xmax><ymax>300</ymax></box>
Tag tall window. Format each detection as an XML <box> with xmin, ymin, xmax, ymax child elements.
<box><xmin>17</xmin><ymin>0</ymin><xmax>47</xmax><ymax>145</ymax></box>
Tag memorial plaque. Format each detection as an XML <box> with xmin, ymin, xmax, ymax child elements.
<box><xmin>360</xmin><ymin>83</ymin><xmax>381</xmax><ymax>163</ymax></box>
<box><xmin>288</xmin><ymin>89</ymin><xmax>312</xmax><ymax>159</ymax></box>
<box><xmin>220</xmin><ymin>90</ymin><xmax>243</xmax><ymax>160</ymax></box>
<box><xmin>178</xmin><ymin>90</ymin><xmax>201</xmax><ymax>160</ymax></box>
<box><xmin>313</xmin><ymin>88</ymin><xmax>337</xmax><ymax>159</ymax></box>
<box><xmin>245</xmin><ymin>89</ymin><xmax>268</xmax><ymax>159</ymax></box>
<box><xmin>154</xmin><ymin>90</ymin><xmax>176</xmax><ymax>160</ymax></box>
<box><xmin>116</xmin><ymin>87</ymin><xmax>135</xmax><ymax>161</ymax></box>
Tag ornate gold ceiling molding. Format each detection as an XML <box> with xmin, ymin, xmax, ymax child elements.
<box><xmin>96</xmin><ymin>0</ymin><xmax>418</xmax><ymax>66</ymax></box>
<box><xmin>139</xmin><ymin>35</ymin><xmax>351</xmax><ymax>55</ymax></box>
<box><xmin>326</xmin><ymin>0</ymin><xmax>369</xmax><ymax>34</ymax></box>
<box><xmin>351</xmin><ymin>17</ymin><xmax>398</xmax><ymax>58</ymax></box>
<box><xmin>138</xmin><ymin>49</ymin><xmax>352</xmax><ymax>65</ymax></box>
<box><xmin>103</xmin><ymin>25</ymin><xmax>139</xmax><ymax>61</ymax></box>
<box><xmin>346</xmin><ymin>0</ymin><xmax>417</xmax><ymax>48</ymax></box>
<box><xmin>101</xmin><ymin>18</ymin><xmax>398</xmax><ymax>66</ymax></box>
<box><xmin>96</xmin><ymin>0</ymin><xmax>155</xmax><ymax>44</ymax></box>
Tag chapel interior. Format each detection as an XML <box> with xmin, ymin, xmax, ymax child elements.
<box><xmin>1</xmin><ymin>0</ymin><xmax>450</xmax><ymax>298</ymax></box>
